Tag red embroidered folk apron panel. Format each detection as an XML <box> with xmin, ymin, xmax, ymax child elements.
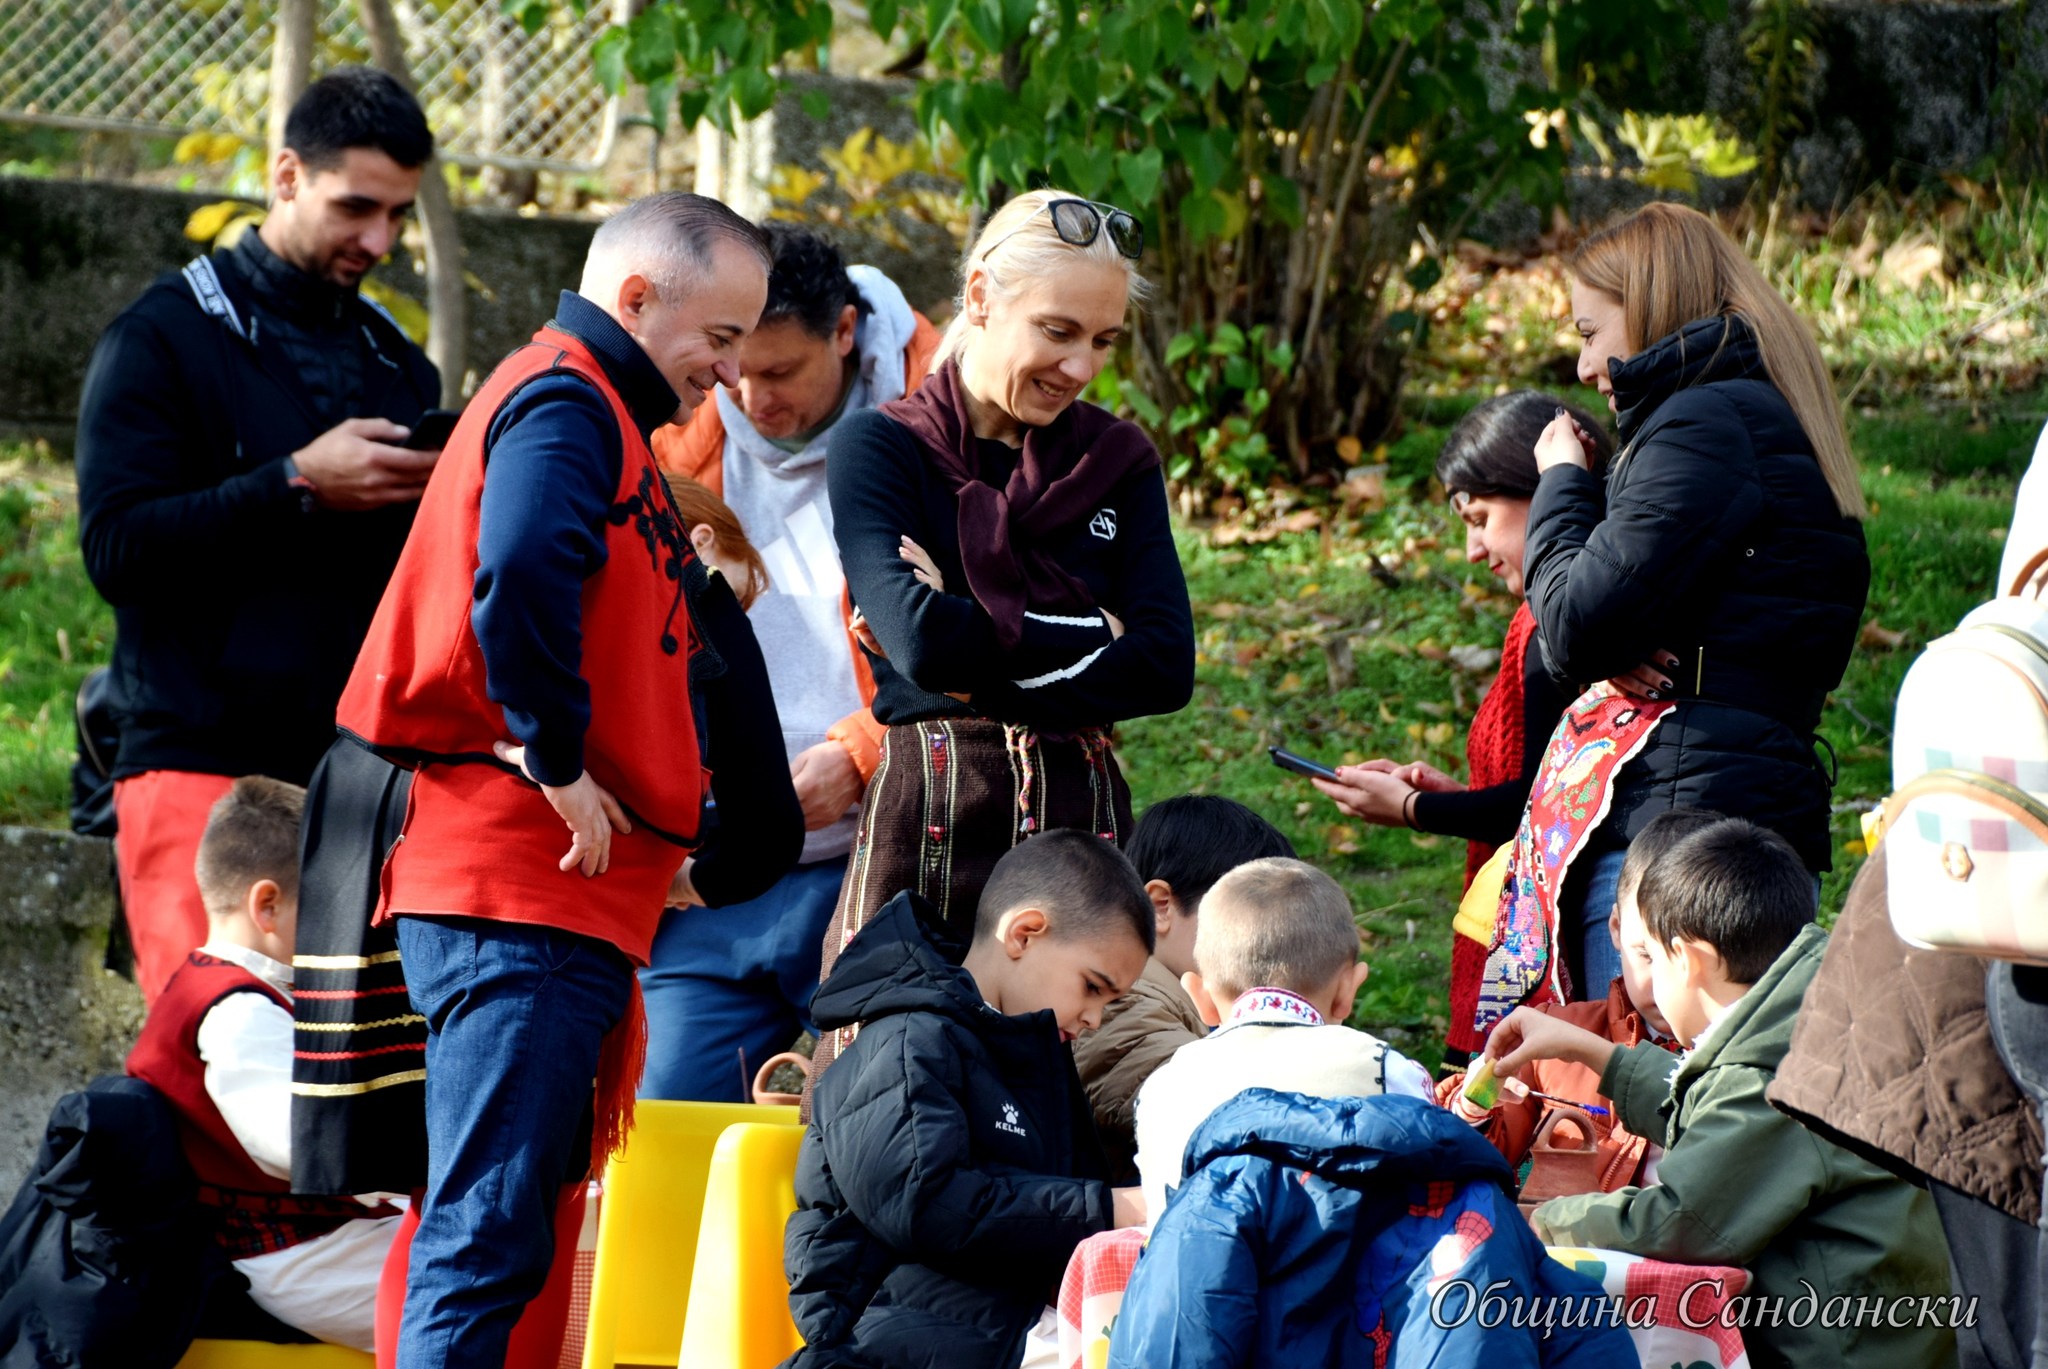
<box><xmin>1475</xmin><ymin>682</ymin><xmax>1671</xmax><ymax>1034</ymax></box>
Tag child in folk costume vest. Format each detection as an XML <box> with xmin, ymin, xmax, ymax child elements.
<box><xmin>128</xmin><ymin>777</ymin><xmax>401</xmax><ymax>1349</ymax></box>
<box><xmin>1130</xmin><ymin>858</ymin><xmax>1433</xmax><ymax>1222</ymax></box>
<box><xmin>333</xmin><ymin>194</ymin><xmax>799</xmax><ymax>1368</ymax></box>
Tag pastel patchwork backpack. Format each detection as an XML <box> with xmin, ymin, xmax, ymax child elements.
<box><xmin>1883</xmin><ymin>544</ymin><xmax>2048</xmax><ymax>964</ymax></box>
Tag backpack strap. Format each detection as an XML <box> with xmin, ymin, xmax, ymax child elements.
<box><xmin>181</xmin><ymin>256</ymin><xmax>249</xmax><ymax>342</ymax></box>
<box><xmin>2008</xmin><ymin>544</ymin><xmax>2048</xmax><ymax>600</ymax></box>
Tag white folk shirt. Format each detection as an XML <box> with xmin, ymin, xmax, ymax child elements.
<box><xmin>193</xmin><ymin>940</ymin><xmax>400</xmax><ymax>1351</ymax></box>
<box><xmin>1131</xmin><ymin>987</ymin><xmax>1435</xmax><ymax>1223</ymax></box>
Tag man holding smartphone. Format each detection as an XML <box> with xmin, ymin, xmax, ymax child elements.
<box><xmin>75</xmin><ymin>67</ymin><xmax>443</xmax><ymax>1002</ymax></box>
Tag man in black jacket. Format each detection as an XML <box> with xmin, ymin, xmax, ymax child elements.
<box><xmin>75</xmin><ymin>67</ymin><xmax>441</xmax><ymax>1003</ymax></box>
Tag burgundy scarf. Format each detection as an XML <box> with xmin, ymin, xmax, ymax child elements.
<box><xmin>879</xmin><ymin>359</ymin><xmax>1160</xmax><ymax>650</ymax></box>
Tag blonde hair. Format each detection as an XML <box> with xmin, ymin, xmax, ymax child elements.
<box><xmin>1193</xmin><ymin>857</ymin><xmax>1361</xmax><ymax>1002</ymax></box>
<box><xmin>935</xmin><ymin>188</ymin><xmax>1152</xmax><ymax>366</ymax></box>
<box><xmin>663</xmin><ymin>474</ymin><xmax>770</xmax><ymax>609</ymax></box>
<box><xmin>1570</xmin><ymin>202</ymin><xmax>1865</xmax><ymax>520</ymax></box>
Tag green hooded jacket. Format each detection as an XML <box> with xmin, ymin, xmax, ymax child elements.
<box><xmin>1533</xmin><ymin>924</ymin><xmax>1958</xmax><ymax>1368</ymax></box>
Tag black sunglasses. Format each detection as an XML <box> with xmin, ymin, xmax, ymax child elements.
<box><xmin>982</xmin><ymin>198</ymin><xmax>1145</xmax><ymax>261</ymax></box>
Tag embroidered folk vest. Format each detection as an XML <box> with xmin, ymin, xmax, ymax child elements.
<box><xmin>337</xmin><ymin>325</ymin><xmax>706</xmax><ymax>962</ymax></box>
<box><xmin>127</xmin><ymin>952</ymin><xmax>373</xmax><ymax>1257</ymax></box>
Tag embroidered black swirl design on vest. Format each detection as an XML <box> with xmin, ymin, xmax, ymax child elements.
<box><xmin>609</xmin><ymin>463</ymin><xmax>693</xmax><ymax>655</ymax></box>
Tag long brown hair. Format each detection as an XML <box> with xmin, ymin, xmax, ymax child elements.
<box><xmin>1570</xmin><ymin>203</ymin><xmax>1865</xmax><ymax>520</ymax></box>
<box><xmin>663</xmin><ymin>474</ymin><xmax>771</xmax><ymax>609</ymax></box>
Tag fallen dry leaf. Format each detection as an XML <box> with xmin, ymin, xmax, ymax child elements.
<box><xmin>1858</xmin><ymin>621</ymin><xmax>1909</xmax><ymax>651</ymax></box>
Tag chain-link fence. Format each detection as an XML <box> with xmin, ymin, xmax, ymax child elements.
<box><xmin>0</xmin><ymin>0</ymin><xmax>621</xmax><ymax>173</ymax></box>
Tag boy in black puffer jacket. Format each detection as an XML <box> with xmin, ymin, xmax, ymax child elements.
<box><xmin>784</xmin><ymin>831</ymin><xmax>1153</xmax><ymax>1368</ymax></box>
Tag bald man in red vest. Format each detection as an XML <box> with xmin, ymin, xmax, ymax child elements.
<box><xmin>336</xmin><ymin>193</ymin><xmax>795</xmax><ymax>1367</ymax></box>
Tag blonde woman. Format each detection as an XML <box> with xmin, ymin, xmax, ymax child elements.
<box><xmin>811</xmin><ymin>190</ymin><xmax>1194</xmax><ymax>1075</ymax></box>
<box><xmin>1478</xmin><ymin>201</ymin><xmax>1870</xmax><ymax>1025</ymax></box>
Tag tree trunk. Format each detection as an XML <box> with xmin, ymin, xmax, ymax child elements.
<box><xmin>358</xmin><ymin>0</ymin><xmax>470</xmax><ymax>405</ymax></box>
<box><xmin>267</xmin><ymin>0</ymin><xmax>317</xmax><ymax>160</ymax></box>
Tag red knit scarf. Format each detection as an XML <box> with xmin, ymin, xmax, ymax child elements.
<box><xmin>1462</xmin><ymin>602</ymin><xmax>1538</xmax><ymax>888</ymax></box>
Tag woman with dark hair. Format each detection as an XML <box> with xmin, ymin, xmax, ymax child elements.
<box><xmin>810</xmin><ymin>188</ymin><xmax>1196</xmax><ymax>1086</ymax></box>
<box><xmin>1315</xmin><ymin>391</ymin><xmax>1606</xmax><ymax>1062</ymax></box>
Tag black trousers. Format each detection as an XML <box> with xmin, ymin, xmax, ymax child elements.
<box><xmin>1976</xmin><ymin>962</ymin><xmax>2048</xmax><ymax>1369</ymax></box>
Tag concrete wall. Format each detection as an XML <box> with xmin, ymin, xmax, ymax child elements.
<box><xmin>0</xmin><ymin>177</ymin><xmax>605</xmax><ymax>442</ymax></box>
<box><xmin>0</xmin><ymin>826</ymin><xmax>140</xmax><ymax>1189</ymax></box>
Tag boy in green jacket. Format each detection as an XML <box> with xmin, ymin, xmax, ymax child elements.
<box><xmin>1487</xmin><ymin>812</ymin><xmax>1956</xmax><ymax>1369</ymax></box>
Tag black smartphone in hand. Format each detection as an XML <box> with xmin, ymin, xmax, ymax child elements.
<box><xmin>404</xmin><ymin>408</ymin><xmax>461</xmax><ymax>450</ymax></box>
<box><xmin>1269</xmin><ymin>746</ymin><xmax>1339</xmax><ymax>782</ymax></box>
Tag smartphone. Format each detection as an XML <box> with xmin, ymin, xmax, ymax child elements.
<box><xmin>404</xmin><ymin>408</ymin><xmax>462</xmax><ymax>450</ymax></box>
<box><xmin>1269</xmin><ymin>746</ymin><xmax>1339</xmax><ymax>782</ymax></box>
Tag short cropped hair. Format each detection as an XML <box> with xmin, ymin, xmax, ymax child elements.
<box><xmin>1635</xmin><ymin>816</ymin><xmax>1815</xmax><ymax>984</ymax></box>
<box><xmin>761</xmin><ymin>223</ymin><xmax>867</xmax><ymax>338</ymax></box>
<box><xmin>586</xmin><ymin>192</ymin><xmax>772</xmax><ymax>298</ymax></box>
<box><xmin>194</xmin><ymin>776</ymin><xmax>306</xmax><ymax>916</ymax></box>
<box><xmin>1125</xmin><ymin>796</ymin><xmax>1296</xmax><ymax>917</ymax></box>
<box><xmin>284</xmin><ymin>67</ymin><xmax>434</xmax><ymax>171</ymax></box>
<box><xmin>1194</xmin><ymin>857</ymin><xmax>1359</xmax><ymax>1000</ymax></box>
<box><xmin>1617</xmin><ymin>808</ymin><xmax>1726</xmax><ymax>903</ymax></box>
<box><xmin>973</xmin><ymin>830</ymin><xmax>1153</xmax><ymax>953</ymax></box>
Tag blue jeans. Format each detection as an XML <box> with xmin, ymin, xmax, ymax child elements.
<box><xmin>637</xmin><ymin>856</ymin><xmax>847</xmax><ymax>1102</ymax></box>
<box><xmin>394</xmin><ymin>915</ymin><xmax>631</xmax><ymax>1369</ymax></box>
<box><xmin>1561</xmin><ymin>847</ymin><xmax>1627</xmax><ymax>1000</ymax></box>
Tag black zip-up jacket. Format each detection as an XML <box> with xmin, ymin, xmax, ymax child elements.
<box><xmin>1523</xmin><ymin>315</ymin><xmax>1870</xmax><ymax>870</ymax></box>
<box><xmin>75</xmin><ymin>235</ymin><xmax>439</xmax><ymax>785</ymax></box>
<box><xmin>785</xmin><ymin>891</ymin><xmax>1113</xmax><ymax>1368</ymax></box>
<box><xmin>827</xmin><ymin>407</ymin><xmax>1195</xmax><ymax>735</ymax></box>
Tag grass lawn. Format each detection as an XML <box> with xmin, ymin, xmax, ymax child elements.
<box><xmin>1114</xmin><ymin>404</ymin><xmax>2041</xmax><ymax>1068</ymax></box>
<box><xmin>0</xmin><ymin>404</ymin><xmax>2037</xmax><ymax>1068</ymax></box>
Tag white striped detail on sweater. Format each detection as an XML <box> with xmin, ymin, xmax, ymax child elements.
<box><xmin>1013</xmin><ymin>644</ymin><xmax>1109</xmax><ymax>689</ymax></box>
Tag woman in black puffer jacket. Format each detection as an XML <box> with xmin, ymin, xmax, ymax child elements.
<box><xmin>1523</xmin><ymin>202</ymin><xmax>1870</xmax><ymax>994</ymax></box>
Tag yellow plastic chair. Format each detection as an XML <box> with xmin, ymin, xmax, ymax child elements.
<box><xmin>177</xmin><ymin>1343</ymin><xmax>373</xmax><ymax>1368</ymax></box>
<box><xmin>582</xmin><ymin>1100</ymin><xmax>802</xmax><ymax>1369</ymax></box>
<box><xmin>676</xmin><ymin>1122</ymin><xmax>806</xmax><ymax>1369</ymax></box>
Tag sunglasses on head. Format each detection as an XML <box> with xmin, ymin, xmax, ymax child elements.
<box><xmin>982</xmin><ymin>197</ymin><xmax>1145</xmax><ymax>262</ymax></box>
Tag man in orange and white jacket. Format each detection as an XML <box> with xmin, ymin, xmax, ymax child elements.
<box><xmin>643</xmin><ymin>223</ymin><xmax>941</xmax><ymax>1101</ymax></box>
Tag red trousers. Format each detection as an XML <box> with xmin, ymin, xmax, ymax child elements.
<box><xmin>112</xmin><ymin>770</ymin><xmax>236</xmax><ymax>1004</ymax></box>
<box><xmin>375</xmin><ymin>1183</ymin><xmax>585</xmax><ymax>1368</ymax></box>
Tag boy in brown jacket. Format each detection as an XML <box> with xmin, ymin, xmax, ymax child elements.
<box><xmin>1072</xmin><ymin>796</ymin><xmax>1293</xmax><ymax>1179</ymax></box>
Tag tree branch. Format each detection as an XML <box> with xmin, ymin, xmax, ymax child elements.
<box><xmin>1296</xmin><ymin>38</ymin><xmax>1409</xmax><ymax>409</ymax></box>
<box><xmin>358</xmin><ymin>0</ymin><xmax>469</xmax><ymax>405</ymax></box>
<box><xmin>267</xmin><ymin>0</ymin><xmax>316</xmax><ymax>160</ymax></box>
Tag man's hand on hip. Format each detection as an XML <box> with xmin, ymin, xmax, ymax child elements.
<box><xmin>292</xmin><ymin>417</ymin><xmax>439</xmax><ymax>510</ymax></box>
<box><xmin>790</xmin><ymin>740</ymin><xmax>864</xmax><ymax>832</ymax></box>
<box><xmin>495</xmin><ymin>741</ymin><xmax>633</xmax><ymax>877</ymax></box>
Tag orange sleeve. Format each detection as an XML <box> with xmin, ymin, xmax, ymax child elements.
<box><xmin>817</xmin><ymin>324</ymin><xmax>938</xmax><ymax>787</ymax></box>
<box><xmin>826</xmin><ymin>710</ymin><xmax>885</xmax><ymax>784</ymax></box>
<box><xmin>650</xmin><ymin>405</ymin><xmax>726</xmax><ymax>491</ymax></box>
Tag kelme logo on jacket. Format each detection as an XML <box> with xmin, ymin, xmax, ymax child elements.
<box><xmin>996</xmin><ymin>1102</ymin><xmax>1027</xmax><ymax>1137</ymax></box>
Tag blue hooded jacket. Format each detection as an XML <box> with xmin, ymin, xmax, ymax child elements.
<box><xmin>1108</xmin><ymin>1091</ymin><xmax>1636</xmax><ymax>1368</ymax></box>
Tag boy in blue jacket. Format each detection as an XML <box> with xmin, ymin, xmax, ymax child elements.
<box><xmin>784</xmin><ymin>831</ymin><xmax>1153</xmax><ymax>1368</ymax></box>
